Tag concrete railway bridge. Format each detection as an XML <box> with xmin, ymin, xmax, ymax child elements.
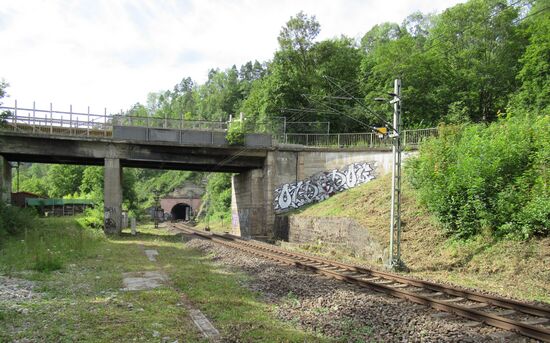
<box><xmin>0</xmin><ymin>105</ymin><xmax>435</xmax><ymax>239</ymax></box>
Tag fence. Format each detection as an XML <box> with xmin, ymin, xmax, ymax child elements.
<box><xmin>0</xmin><ymin>101</ymin><xmax>228</xmax><ymax>137</ymax></box>
<box><xmin>282</xmin><ymin>128</ymin><xmax>437</xmax><ymax>148</ymax></box>
<box><xmin>0</xmin><ymin>101</ymin><xmax>437</xmax><ymax>148</ymax></box>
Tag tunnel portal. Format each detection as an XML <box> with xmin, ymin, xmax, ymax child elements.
<box><xmin>171</xmin><ymin>203</ymin><xmax>192</xmax><ymax>221</ymax></box>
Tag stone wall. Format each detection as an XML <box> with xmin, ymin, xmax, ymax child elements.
<box><xmin>276</xmin><ymin>215</ymin><xmax>386</xmax><ymax>263</ymax></box>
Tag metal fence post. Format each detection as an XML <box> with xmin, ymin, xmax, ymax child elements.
<box><xmin>14</xmin><ymin>99</ymin><xmax>17</xmax><ymax>130</ymax></box>
<box><xmin>87</xmin><ymin>106</ymin><xmax>90</xmax><ymax>136</ymax></box>
<box><xmin>70</xmin><ymin>104</ymin><xmax>73</xmax><ymax>135</ymax></box>
<box><xmin>32</xmin><ymin>101</ymin><xmax>36</xmax><ymax>133</ymax></box>
<box><xmin>50</xmin><ymin>103</ymin><xmax>53</xmax><ymax>134</ymax></box>
<box><xmin>104</xmin><ymin>108</ymin><xmax>107</xmax><ymax>137</ymax></box>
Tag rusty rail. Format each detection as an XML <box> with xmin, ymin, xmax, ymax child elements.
<box><xmin>173</xmin><ymin>224</ymin><xmax>550</xmax><ymax>342</ymax></box>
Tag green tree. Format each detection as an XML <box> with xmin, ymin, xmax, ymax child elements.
<box><xmin>428</xmin><ymin>0</ymin><xmax>528</xmax><ymax>122</ymax></box>
<box><xmin>203</xmin><ymin>173</ymin><xmax>232</xmax><ymax>221</ymax></box>
<box><xmin>510</xmin><ymin>0</ymin><xmax>550</xmax><ymax>114</ymax></box>
<box><xmin>46</xmin><ymin>165</ymin><xmax>85</xmax><ymax>198</ymax></box>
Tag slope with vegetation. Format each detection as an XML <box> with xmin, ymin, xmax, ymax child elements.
<box><xmin>288</xmin><ymin>113</ymin><xmax>549</xmax><ymax>303</ymax></box>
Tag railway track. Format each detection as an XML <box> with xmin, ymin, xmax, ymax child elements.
<box><xmin>172</xmin><ymin>223</ymin><xmax>550</xmax><ymax>342</ymax></box>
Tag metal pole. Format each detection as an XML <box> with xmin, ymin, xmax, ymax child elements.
<box><xmin>389</xmin><ymin>78</ymin><xmax>404</xmax><ymax>270</ymax></box>
<box><xmin>50</xmin><ymin>103</ymin><xmax>53</xmax><ymax>134</ymax></box>
<box><xmin>87</xmin><ymin>106</ymin><xmax>90</xmax><ymax>136</ymax></box>
<box><xmin>104</xmin><ymin>108</ymin><xmax>107</xmax><ymax>136</ymax></box>
<box><xmin>70</xmin><ymin>104</ymin><xmax>73</xmax><ymax>135</ymax></box>
<box><xmin>32</xmin><ymin>101</ymin><xmax>36</xmax><ymax>132</ymax></box>
<box><xmin>14</xmin><ymin>99</ymin><xmax>17</xmax><ymax>129</ymax></box>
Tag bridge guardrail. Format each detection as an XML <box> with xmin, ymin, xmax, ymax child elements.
<box><xmin>282</xmin><ymin>128</ymin><xmax>438</xmax><ymax>148</ymax></box>
<box><xmin>0</xmin><ymin>102</ymin><xmax>437</xmax><ymax>148</ymax></box>
<box><xmin>0</xmin><ymin>102</ymin><xmax>229</xmax><ymax>137</ymax></box>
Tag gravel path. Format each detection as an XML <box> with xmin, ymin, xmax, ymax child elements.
<box><xmin>0</xmin><ymin>276</ymin><xmax>39</xmax><ymax>303</ymax></box>
<box><xmin>185</xmin><ymin>237</ymin><xmax>535</xmax><ymax>343</ymax></box>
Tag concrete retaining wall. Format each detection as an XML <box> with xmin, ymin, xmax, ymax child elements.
<box><xmin>276</xmin><ymin>215</ymin><xmax>386</xmax><ymax>263</ymax></box>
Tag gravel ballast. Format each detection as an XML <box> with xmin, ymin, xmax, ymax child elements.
<box><xmin>185</xmin><ymin>237</ymin><xmax>535</xmax><ymax>342</ymax></box>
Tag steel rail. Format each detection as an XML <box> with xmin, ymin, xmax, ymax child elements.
<box><xmin>218</xmin><ymin>232</ymin><xmax>550</xmax><ymax>319</ymax></box>
<box><xmin>173</xmin><ymin>224</ymin><xmax>550</xmax><ymax>342</ymax></box>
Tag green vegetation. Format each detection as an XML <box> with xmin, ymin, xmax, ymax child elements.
<box><xmin>202</xmin><ymin>173</ymin><xmax>232</xmax><ymax>225</ymax></box>
<box><xmin>226</xmin><ymin>120</ymin><xmax>246</xmax><ymax>145</ymax></box>
<box><xmin>288</xmin><ymin>174</ymin><xmax>550</xmax><ymax>303</ymax></box>
<box><xmin>0</xmin><ymin>218</ymin><xmax>326</xmax><ymax>342</ymax></box>
<box><xmin>0</xmin><ymin>202</ymin><xmax>37</xmax><ymax>240</ymax></box>
<box><xmin>0</xmin><ymin>216</ymin><xmax>102</xmax><ymax>273</ymax></box>
<box><xmin>408</xmin><ymin>114</ymin><xmax>549</xmax><ymax>239</ymax></box>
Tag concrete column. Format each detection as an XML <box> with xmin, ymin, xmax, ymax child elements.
<box><xmin>104</xmin><ymin>158</ymin><xmax>122</xmax><ymax>234</ymax></box>
<box><xmin>231</xmin><ymin>169</ymin><xmax>267</xmax><ymax>239</ymax></box>
<box><xmin>0</xmin><ymin>156</ymin><xmax>12</xmax><ymax>204</ymax></box>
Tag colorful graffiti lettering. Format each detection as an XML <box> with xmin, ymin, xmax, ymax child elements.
<box><xmin>274</xmin><ymin>162</ymin><xmax>376</xmax><ymax>212</ymax></box>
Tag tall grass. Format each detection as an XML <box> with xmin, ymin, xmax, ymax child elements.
<box><xmin>0</xmin><ymin>216</ymin><xmax>103</xmax><ymax>273</ymax></box>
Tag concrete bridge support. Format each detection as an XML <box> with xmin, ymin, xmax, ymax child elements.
<box><xmin>0</xmin><ymin>156</ymin><xmax>12</xmax><ymax>204</ymax></box>
<box><xmin>104</xmin><ymin>158</ymin><xmax>122</xmax><ymax>234</ymax></box>
<box><xmin>231</xmin><ymin>169</ymin><xmax>268</xmax><ymax>239</ymax></box>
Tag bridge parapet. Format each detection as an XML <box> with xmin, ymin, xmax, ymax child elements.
<box><xmin>0</xmin><ymin>101</ymin><xmax>229</xmax><ymax>138</ymax></box>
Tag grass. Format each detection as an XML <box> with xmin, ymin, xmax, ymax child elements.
<box><xmin>0</xmin><ymin>218</ymin><xmax>327</xmax><ymax>342</ymax></box>
<box><xmin>284</xmin><ymin>173</ymin><xmax>550</xmax><ymax>304</ymax></box>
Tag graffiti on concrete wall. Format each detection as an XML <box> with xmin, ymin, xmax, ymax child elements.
<box><xmin>274</xmin><ymin>162</ymin><xmax>376</xmax><ymax>212</ymax></box>
<box><xmin>104</xmin><ymin>206</ymin><xmax>117</xmax><ymax>232</ymax></box>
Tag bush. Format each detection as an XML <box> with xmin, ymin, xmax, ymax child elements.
<box><xmin>226</xmin><ymin>121</ymin><xmax>245</xmax><ymax>145</ymax></box>
<box><xmin>407</xmin><ymin>114</ymin><xmax>549</xmax><ymax>240</ymax></box>
<box><xmin>0</xmin><ymin>202</ymin><xmax>37</xmax><ymax>240</ymax></box>
<box><xmin>202</xmin><ymin>173</ymin><xmax>232</xmax><ymax>222</ymax></box>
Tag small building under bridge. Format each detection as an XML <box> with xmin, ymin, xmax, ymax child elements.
<box><xmin>26</xmin><ymin>198</ymin><xmax>94</xmax><ymax>216</ymax></box>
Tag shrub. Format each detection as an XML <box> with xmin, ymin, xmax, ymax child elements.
<box><xmin>226</xmin><ymin>121</ymin><xmax>245</xmax><ymax>145</ymax></box>
<box><xmin>0</xmin><ymin>202</ymin><xmax>37</xmax><ymax>240</ymax></box>
<box><xmin>407</xmin><ymin>114</ymin><xmax>549</xmax><ymax>240</ymax></box>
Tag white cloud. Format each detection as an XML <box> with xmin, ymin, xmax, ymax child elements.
<box><xmin>0</xmin><ymin>0</ymin><xmax>465</xmax><ymax>114</ymax></box>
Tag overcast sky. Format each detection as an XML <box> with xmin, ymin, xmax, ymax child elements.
<box><xmin>0</xmin><ymin>0</ymin><xmax>465</xmax><ymax>115</ymax></box>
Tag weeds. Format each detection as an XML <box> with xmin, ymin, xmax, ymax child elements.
<box><xmin>0</xmin><ymin>217</ymin><xmax>102</xmax><ymax>273</ymax></box>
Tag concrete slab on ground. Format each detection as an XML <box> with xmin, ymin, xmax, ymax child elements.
<box><xmin>121</xmin><ymin>271</ymin><xmax>168</xmax><ymax>291</ymax></box>
<box><xmin>145</xmin><ymin>249</ymin><xmax>159</xmax><ymax>262</ymax></box>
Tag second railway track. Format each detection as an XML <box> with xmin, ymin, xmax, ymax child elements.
<box><xmin>172</xmin><ymin>223</ymin><xmax>550</xmax><ymax>342</ymax></box>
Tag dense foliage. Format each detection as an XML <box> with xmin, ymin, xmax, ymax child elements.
<box><xmin>202</xmin><ymin>173</ymin><xmax>232</xmax><ymax>224</ymax></box>
<box><xmin>0</xmin><ymin>201</ymin><xmax>37</xmax><ymax>240</ymax></box>
<box><xmin>408</xmin><ymin>114</ymin><xmax>549</xmax><ymax>240</ymax></box>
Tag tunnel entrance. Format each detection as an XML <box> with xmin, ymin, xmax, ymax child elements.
<box><xmin>171</xmin><ymin>203</ymin><xmax>192</xmax><ymax>221</ymax></box>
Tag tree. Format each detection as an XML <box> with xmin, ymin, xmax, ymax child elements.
<box><xmin>0</xmin><ymin>79</ymin><xmax>10</xmax><ymax>124</ymax></box>
<box><xmin>428</xmin><ymin>0</ymin><xmax>528</xmax><ymax>122</ymax></box>
<box><xmin>510</xmin><ymin>1</ymin><xmax>550</xmax><ymax>114</ymax></box>
<box><xmin>46</xmin><ymin>165</ymin><xmax>85</xmax><ymax>198</ymax></box>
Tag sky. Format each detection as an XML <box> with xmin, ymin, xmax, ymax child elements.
<box><xmin>0</xmin><ymin>0</ymin><xmax>466</xmax><ymax>115</ymax></box>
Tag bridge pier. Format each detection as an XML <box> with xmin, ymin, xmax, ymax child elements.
<box><xmin>0</xmin><ymin>156</ymin><xmax>12</xmax><ymax>204</ymax></box>
<box><xmin>231</xmin><ymin>169</ymin><xmax>267</xmax><ymax>239</ymax></box>
<box><xmin>0</xmin><ymin>156</ymin><xmax>11</xmax><ymax>204</ymax></box>
<box><xmin>104</xmin><ymin>158</ymin><xmax>122</xmax><ymax>234</ymax></box>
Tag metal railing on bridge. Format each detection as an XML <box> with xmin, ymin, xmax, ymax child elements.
<box><xmin>281</xmin><ymin>128</ymin><xmax>437</xmax><ymax>148</ymax></box>
<box><xmin>0</xmin><ymin>101</ymin><xmax>437</xmax><ymax>148</ymax></box>
<box><xmin>0</xmin><ymin>101</ymin><xmax>228</xmax><ymax>137</ymax></box>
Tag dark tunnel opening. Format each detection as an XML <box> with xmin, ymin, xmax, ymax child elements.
<box><xmin>171</xmin><ymin>203</ymin><xmax>192</xmax><ymax>221</ymax></box>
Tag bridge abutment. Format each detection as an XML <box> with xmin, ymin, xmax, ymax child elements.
<box><xmin>0</xmin><ymin>156</ymin><xmax>12</xmax><ymax>204</ymax></box>
<box><xmin>104</xmin><ymin>158</ymin><xmax>122</xmax><ymax>234</ymax></box>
